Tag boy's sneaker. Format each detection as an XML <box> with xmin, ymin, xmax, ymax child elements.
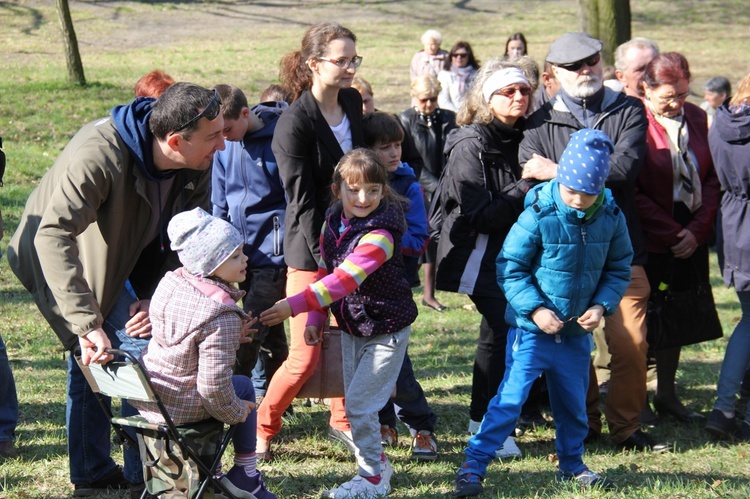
<box><xmin>467</xmin><ymin>419</ymin><xmax>481</xmax><ymax>435</ymax></box>
<box><xmin>73</xmin><ymin>465</ymin><xmax>129</xmax><ymax>497</ymax></box>
<box><xmin>321</xmin><ymin>475</ymin><xmax>388</xmax><ymax>498</ymax></box>
<box><xmin>226</xmin><ymin>466</ymin><xmax>277</xmax><ymax>499</ymax></box>
<box><xmin>558</xmin><ymin>469</ymin><xmax>615</xmax><ymax>489</ymax></box>
<box><xmin>705</xmin><ymin>409</ymin><xmax>737</xmax><ymax>440</ymax></box>
<box><xmin>454</xmin><ymin>460</ymin><xmax>484</xmax><ymax>497</ymax></box>
<box><xmin>411</xmin><ymin>431</ymin><xmax>438</xmax><ymax>461</ymax></box>
<box><xmin>494</xmin><ymin>436</ymin><xmax>522</xmax><ymax>460</ymax></box>
<box><xmin>380</xmin><ymin>425</ymin><xmax>398</xmax><ymax>447</ymax></box>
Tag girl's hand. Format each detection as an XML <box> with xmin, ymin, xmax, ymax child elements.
<box><xmin>304</xmin><ymin>326</ymin><xmax>322</xmax><ymax>345</ymax></box>
<box><xmin>126</xmin><ymin>299</ymin><xmax>152</xmax><ymax>338</ymax></box>
<box><xmin>240</xmin><ymin>315</ymin><xmax>259</xmax><ymax>344</ymax></box>
<box><xmin>239</xmin><ymin>400</ymin><xmax>257</xmax><ymax>422</ymax></box>
<box><xmin>260</xmin><ymin>299</ymin><xmax>292</xmax><ymax>326</ymax></box>
<box><xmin>577</xmin><ymin>305</ymin><xmax>605</xmax><ymax>332</ymax></box>
<box><xmin>531</xmin><ymin>307</ymin><xmax>563</xmax><ymax>334</ymax></box>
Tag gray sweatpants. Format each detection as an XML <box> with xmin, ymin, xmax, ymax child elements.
<box><xmin>341</xmin><ymin>326</ymin><xmax>410</xmax><ymax>477</ymax></box>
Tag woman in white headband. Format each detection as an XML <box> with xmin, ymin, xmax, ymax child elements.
<box><xmin>433</xmin><ymin>57</ymin><xmax>539</xmax><ymax>459</ymax></box>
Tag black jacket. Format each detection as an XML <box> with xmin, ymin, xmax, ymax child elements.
<box><xmin>272</xmin><ymin>88</ymin><xmax>364</xmax><ymax>270</ymax></box>
<box><xmin>435</xmin><ymin>119</ymin><xmax>531</xmax><ymax>297</ymax></box>
<box><xmin>399</xmin><ymin>107</ymin><xmax>457</xmax><ymax>199</ymax></box>
<box><xmin>518</xmin><ymin>87</ymin><xmax>648</xmax><ymax>265</ymax></box>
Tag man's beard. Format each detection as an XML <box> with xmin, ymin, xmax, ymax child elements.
<box><xmin>561</xmin><ymin>74</ymin><xmax>603</xmax><ymax>99</ymax></box>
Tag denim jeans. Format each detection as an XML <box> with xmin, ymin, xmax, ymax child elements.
<box><xmin>66</xmin><ymin>288</ymin><xmax>149</xmax><ymax>485</ymax></box>
<box><xmin>236</xmin><ymin>267</ymin><xmax>288</xmax><ymax>396</ymax></box>
<box><xmin>0</xmin><ymin>333</ymin><xmax>18</xmax><ymax>443</ymax></box>
<box><xmin>231</xmin><ymin>376</ymin><xmax>257</xmax><ymax>454</ymax></box>
<box><xmin>714</xmin><ymin>290</ymin><xmax>750</xmax><ymax>423</ymax></box>
<box><xmin>463</xmin><ymin>328</ymin><xmax>591</xmax><ymax>477</ymax></box>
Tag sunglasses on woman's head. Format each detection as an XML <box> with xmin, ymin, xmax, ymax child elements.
<box><xmin>556</xmin><ymin>53</ymin><xmax>601</xmax><ymax>72</ymax></box>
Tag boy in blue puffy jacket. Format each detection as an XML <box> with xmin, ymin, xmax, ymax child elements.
<box><xmin>455</xmin><ymin>129</ymin><xmax>633</xmax><ymax>496</ymax></box>
<box><xmin>211</xmin><ymin>84</ymin><xmax>289</xmax><ymax>400</ymax></box>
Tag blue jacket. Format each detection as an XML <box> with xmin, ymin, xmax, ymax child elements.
<box><xmin>212</xmin><ymin>104</ymin><xmax>286</xmax><ymax>268</ymax></box>
<box><xmin>388</xmin><ymin>162</ymin><xmax>429</xmax><ymax>256</ymax></box>
<box><xmin>497</xmin><ymin>180</ymin><xmax>633</xmax><ymax>336</ymax></box>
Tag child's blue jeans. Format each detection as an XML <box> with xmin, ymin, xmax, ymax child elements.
<box><xmin>463</xmin><ymin>327</ymin><xmax>592</xmax><ymax>477</ymax></box>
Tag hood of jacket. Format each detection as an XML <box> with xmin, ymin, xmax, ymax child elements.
<box><xmin>389</xmin><ymin>162</ymin><xmax>417</xmax><ymax>182</ymax></box>
<box><xmin>248</xmin><ymin>103</ymin><xmax>286</xmax><ymax>141</ymax></box>
<box><xmin>111</xmin><ymin>97</ymin><xmax>174</xmax><ymax>180</ymax></box>
<box><xmin>713</xmin><ymin>104</ymin><xmax>750</xmax><ymax>143</ymax></box>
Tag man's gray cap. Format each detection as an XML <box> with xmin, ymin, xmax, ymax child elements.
<box><xmin>547</xmin><ymin>32</ymin><xmax>603</xmax><ymax>65</ymax></box>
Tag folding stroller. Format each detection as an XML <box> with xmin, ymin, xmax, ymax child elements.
<box><xmin>75</xmin><ymin>348</ymin><xmax>255</xmax><ymax>498</ymax></box>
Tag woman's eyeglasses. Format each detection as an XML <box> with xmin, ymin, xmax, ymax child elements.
<box><xmin>556</xmin><ymin>53</ymin><xmax>601</xmax><ymax>72</ymax></box>
<box><xmin>653</xmin><ymin>91</ymin><xmax>690</xmax><ymax>104</ymax></box>
<box><xmin>418</xmin><ymin>96</ymin><xmax>438</xmax><ymax>104</ymax></box>
<box><xmin>318</xmin><ymin>55</ymin><xmax>363</xmax><ymax>69</ymax></box>
<box><xmin>452</xmin><ymin>52</ymin><xmax>469</xmax><ymax>59</ymax></box>
<box><xmin>493</xmin><ymin>86</ymin><xmax>532</xmax><ymax>99</ymax></box>
<box><xmin>175</xmin><ymin>89</ymin><xmax>222</xmax><ymax>132</ymax></box>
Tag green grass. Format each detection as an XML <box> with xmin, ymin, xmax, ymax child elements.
<box><xmin>2</xmin><ymin>0</ymin><xmax>750</xmax><ymax>497</ymax></box>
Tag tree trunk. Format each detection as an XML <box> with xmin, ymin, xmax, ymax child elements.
<box><xmin>578</xmin><ymin>0</ymin><xmax>631</xmax><ymax>66</ymax></box>
<box><xmin>55</xmin><ymin>0</ymin><xmax>86</xmax><ymax>85</ymax></box>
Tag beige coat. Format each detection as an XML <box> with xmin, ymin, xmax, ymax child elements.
<box><xmin>8</xmin><ymin>117</ymin><xmax>209</xmax><ymax>350</ymax></box>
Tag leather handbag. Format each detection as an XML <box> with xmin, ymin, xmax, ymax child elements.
<box><xmin>296</xmin><ymin>326</ymin><xmax>345</xmax><ymax>399</ymax></box>
<box><xmin>646</xmin><ymin>259</ymin><xmax>723</xmax><ymax>350</ymax></box>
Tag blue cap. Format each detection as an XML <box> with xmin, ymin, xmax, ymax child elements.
<box><xmin>557</xmin><ymin>129</ymin><xmax>614</xmax><ymax>195</ymax></box>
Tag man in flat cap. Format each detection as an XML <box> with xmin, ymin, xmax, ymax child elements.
<box><xmin>519</xmin><ymin>32</ymin><xmax>667</xmax><ymax>452</ymax></box>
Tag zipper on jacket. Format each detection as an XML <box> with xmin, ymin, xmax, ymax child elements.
<box><xmin>273</xmin><ymin>216</ymin><xmax>281</xmax><ymax>256</ymax></box>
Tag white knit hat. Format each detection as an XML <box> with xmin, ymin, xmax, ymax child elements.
<box><xmin>168</xmin><ymin>207</ymin><xmax>243</xmax><ymax>277</ymax></box>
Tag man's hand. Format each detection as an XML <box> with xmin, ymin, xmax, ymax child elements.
<box><xmin>260</xmin><ymin>299</ymin><xmax>292</xmax><ymax>326</ymax></box>
<box><xmin>522</xmin><ymin>154</ymin><xmax>558</xmax><ymax>181</ymax></box>
<box><xmin>240</xmin><ymin>315</ymin><xmax>259</xmax><ymax>344</ymax></box>
<box><xmin>577</xmin><ymin>305</ymin><xmax>605</xmax><ymax>332</ymax></box>
<box><xmin>304</xmin><ymin>326</ymin><xmax>322</xmax><ymax>345</ymax></box>
<box><xmin>79</xmin><ymin>328</ymin><xmax>113</xmax><ymax>365</ymax></box>
<box><xmin>671</xmin><ymin>228</ymin><xmax>698</xmax><ymax>259</ymax></box>
<box><xmin>531</xmin><ymin>307</ymin><xmax>564</xmax><ymax>334</ymax></box>
<box><xmin>126</xmin><ymin>299</ymin><xmax>152</xmax><ymax>338</ymax></box>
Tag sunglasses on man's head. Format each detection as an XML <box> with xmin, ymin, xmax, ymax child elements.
<box><xmin>556</xmin><ymin>53</ymin><xmax>601</xmax><ymax>72</ymax></box>
<box><xmin>175</xmin><ymin>89</ymin><xmax>222</xmax><ymax>132</ymax></box>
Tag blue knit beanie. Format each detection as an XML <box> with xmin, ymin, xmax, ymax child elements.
<box><xmin>557</xmin><ymin>129</ymin><xmax>614</xmax><ymax>195</ymax></box>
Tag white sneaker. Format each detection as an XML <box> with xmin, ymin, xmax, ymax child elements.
<box><xmin>494</xmin><ymin>436</ymin><xmax>522</xmax><ymax>460</ymax></box>
<box><xmin>467</xmin><ymin>419</ymin><xmax>482</xmax><ymax>435</ymax></box>
<box><xmin>321</xmin><ymin>475</ymin><xmax>389</xmax><ymax>498</ymax></box>
<box><xmin>380</xmin><ymin>456</ymin><xmax>393</xmax><ymax>493</ymax></box>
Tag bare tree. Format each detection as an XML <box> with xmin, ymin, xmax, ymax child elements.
<box><xmin>579</xmin><ymin>0</ymin><xmax>631</xmax><ymax>66</ymax></box>
<box><xmin>56</xmin><ymin>0</ymin><xmax>86</xmax><ymax>85</ymax></box>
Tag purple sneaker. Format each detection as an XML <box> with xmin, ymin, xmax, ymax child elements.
<box><xmin>226</xmin><ymin>466</ymin><xmax>277</xmax><ymax>499</ymax></box>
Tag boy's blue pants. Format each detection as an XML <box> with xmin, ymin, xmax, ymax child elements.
<box><xmin>463</xmin><ymin>327</ymin><xmax>592</xmax><ymax>477</ymax></box>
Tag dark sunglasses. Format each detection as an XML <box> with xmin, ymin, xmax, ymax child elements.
<box><xmin>494</xmin><ymin>86</ymin><xmax>532</xmax><ymax>99</ymax></box>
<box><xmin>418</xmin><ymin>96</ymin><xmax>438</xmax><ymax>104</ymax></box>
<box><xmin>557</xmin><ymin>53</ymin><xmax>601</xmax><ymax>72</ymax></box>
<box><xmin>452</xmin><ymin>52</ymin><xmax>469</xmax><ymax>58</ymax></box>
<box><xmin>175</xmin><ymin>89</ymin><xmax>222</xmax><ymax>132</ymax></box>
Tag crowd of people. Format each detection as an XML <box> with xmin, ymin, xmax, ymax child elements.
<box><xmin>1</xmin><ymin>20</ymin><xmax>750</xmax><ymax>499</ymax></box>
